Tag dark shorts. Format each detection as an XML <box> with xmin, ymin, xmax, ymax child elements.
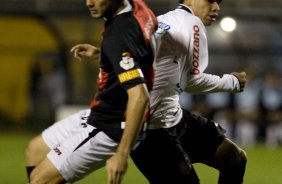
<box><xmin>131</xmin><ymin>109</ymin><xmax>226</xmax><ymax>184</ymax></box>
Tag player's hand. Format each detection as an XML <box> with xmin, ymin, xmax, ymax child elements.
<box><xmin>231</xmin><ymin>71</ymin><xmax>247</xmax><ymax>92</ymax></box>
<box><xmin>106</xmin><ymin>154</ymin><xmax>128</xmax><ymax>184</ymax></box>
<box><xmin>70</xmin><ymin>43</ymin><xmax>100</xmax><ymax>61</ymax></box>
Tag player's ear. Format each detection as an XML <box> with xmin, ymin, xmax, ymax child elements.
<box><xmin>183</xmin><ymin>0</ymin><xmax>192</xmax><ymax>6</ymax></box>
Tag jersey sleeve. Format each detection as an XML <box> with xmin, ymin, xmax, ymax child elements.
<box><xmin>174</xmin><ymin>16</ymin><xmax>240</xmax><ymax>93</ymax></box>
<box><xmin>185</xmin><ymin>73</ymin><xmax>240</xmax><ymax>93</ymax></box>
<box><xmin>103</xmin><ymin>20</ymin><xmax>147</xmax><ymax>90</ymax></box>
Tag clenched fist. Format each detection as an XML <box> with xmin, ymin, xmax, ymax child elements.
<box><xmin>231</xmin><ymin>72</ymin><xmax>247</xmax><ymax>92</ymax></box>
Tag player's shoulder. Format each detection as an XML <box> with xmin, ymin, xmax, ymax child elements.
<box><xmin>158</xmin><ymin>9</ymin><xmax>202</xmax><ymax>30</ymax></box>
<box><xmin>114</xmin><ymin>12</ymin><xmax>139</xmax><ymax>31</ymax></box>
<box><xmin>105</xmin><ymin>12</ymin><xmax>140</xmax><ymax>43</ymax></box>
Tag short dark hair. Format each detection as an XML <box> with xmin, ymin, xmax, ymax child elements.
<box><xmin>179</xmin><ymin>0</ymin><xmax>184</xmax><ymax>3</ymax></box>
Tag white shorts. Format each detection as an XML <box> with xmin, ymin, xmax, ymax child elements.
<box><xmin>42</xmin><ymin>109</ymin><xmax>119</xmax><ymax>182</ymax></box>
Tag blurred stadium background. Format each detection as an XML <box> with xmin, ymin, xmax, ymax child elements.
<box><xmin>0</xmin><ymin>0</ymin><xmax>282</xmax><ymax>183</ymax></box>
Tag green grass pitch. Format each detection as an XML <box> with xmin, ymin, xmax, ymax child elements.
<box><xmin>1</xmin><ymin>132</ymin><xmax>282</xmax><ymax>183</ymax></box>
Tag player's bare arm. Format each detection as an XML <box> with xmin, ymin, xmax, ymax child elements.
<box><xmin>70</xmin><ymin>43</ymin><xmax>100</xmax><ymax>61</ymax></box>
<box><xmin>106</xmin><ymin>83</ymin><xmax>149</xmax><ymax>184</ymax></box>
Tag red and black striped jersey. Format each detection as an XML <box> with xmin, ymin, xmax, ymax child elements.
<box><xmin>87</xmin><ymin>0</ymin><xmax>157</xmax><ymax>141</ymax></box>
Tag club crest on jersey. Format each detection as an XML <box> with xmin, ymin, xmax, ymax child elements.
<box><xmin>120</xmin><ymin>52</ymin><xmax>135</xmax><ymax>70</ymax></box>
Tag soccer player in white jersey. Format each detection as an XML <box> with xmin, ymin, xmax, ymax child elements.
<box><xmin>130</xmin><ymin>0</ymin><xmax>248</xmax><ymax>183</ymax></box>
<box><xmin>59</xmin><ymin>0</ymin><xmax>247</xmax><ymax>183</ymax></box>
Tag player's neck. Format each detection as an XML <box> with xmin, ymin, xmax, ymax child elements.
<box><xmin>114</xmin><ymin>0</ymin><xmax>131</xmax><ymax>16</ymax></box>
<box><xmin>104</xmin><ymin>0</ymin><xmax>129</xmax><ymax>20</ymax></box>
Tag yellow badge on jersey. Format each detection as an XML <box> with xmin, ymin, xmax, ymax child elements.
<box><xmin>118</xmin><ymin>69</ymin><xmax>143</xmax><ymax>83</ymax></box>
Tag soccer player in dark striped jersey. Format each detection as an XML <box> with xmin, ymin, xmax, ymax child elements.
<box><xmin>24</xmin><ymin>0</ymin><xmax>157</xmax><ymax>183</ymax></box>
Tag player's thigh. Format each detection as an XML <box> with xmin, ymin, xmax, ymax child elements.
<box><xmin>131</xmin><ymin>129</ymin><xmax>184</xmax><ymax>180</ymax></box>
<box><xmin>25</xmin><ymin>135</ymin><xmax>50</xmax><ymax>165</ymax></box>
<box><xmin>180</xmin><ymin>110</ymin><xmax>226</xmax><ymax>165</ymax></box>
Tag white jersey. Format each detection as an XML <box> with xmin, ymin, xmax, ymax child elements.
<box><xmin>149</xmin><ymin>4</ymin><xmax>240</xmax><ymax>129</ymax></box>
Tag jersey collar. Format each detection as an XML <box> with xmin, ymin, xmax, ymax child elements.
<box><xmin>118</xmin><ymin>0</ymin><xmax>132</xmax><ymax>15</ymax></box>
<box><xmin>177</xmin><ymin>4</ymin><xmax>193</xmax><ymax>15</ymax></box>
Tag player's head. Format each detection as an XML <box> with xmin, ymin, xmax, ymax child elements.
<box><xmin>180</xmin><ymin>0</ymin><xmax>222</xmax><ymax>26</ymax></box>
<box><xmin>86</xmin><ymin>0</ymin><xmax>125</xmax><ymax>19</ymax></box>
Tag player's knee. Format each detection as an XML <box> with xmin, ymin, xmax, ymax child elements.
<box><xmin>25</xmin><ymin>139</ymin><xmax>36</xmax><ymax>161</ymax></box>
<box><xmin>25</xmin><ymin>135</ymin><xmax>49</xmax><ymax>165</ymax></box>
<box><xmin>225</xmin><ymin>146</ymin><xmax>247</xmax><ymax>169</ymax></box>
<box><xmin>25</xmin><ymin>137</ymin><xmax>39</xmax><ymax>158</ymax></box>
<box><xmin>230</xmin><ymin>146</ymin><xmax>247</xmax><ymax>167</ymax></box>
<box><xmin>237</xmin><ymin>148</ymin><xmax>247</xmax><ymax>165</ymax></box>
<box><xmin>214</xmin><ymin>139</ymin><xmax>247</xmax><ymax>169</ymax></box>
<box><xmin>218</xmin><ymin>149</ymin><xmax>247</xmax><ymax>184</ymax></box>
<box><xmin>217</xmin><ymin>144</ymin><xmax>247</xmax><ymax>184</ymax></box>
